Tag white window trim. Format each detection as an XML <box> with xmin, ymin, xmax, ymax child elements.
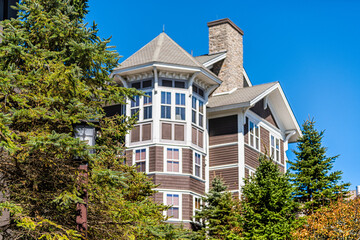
<box><xmin>269</xmin><ymin>134</ymin><xmax>281</xmax><ymax>162</ymax></box>
<box><xmin>191</xmin><ymin>95</ymin><xmax>205</xmax><ymax>129</ymax></box>
<box><xmin>175</xmin><ymin>93</ymin><xmax>186</xmax><ymax>121</ymax></box>
<box><xmin>159</xmin><ymin>87</ymin><xmax>188</xmax><ymax>123</ymax></box>
<box><xmin>163</xmin><ymin>147</ymin><xmax>182</xmax><ymax>173</ymax></box>
<box><xmin>248</xmin><ymin>119</ymin><xmax>261</xmax><ymax>152</ymax></box>
<box><xmin>193</xmin><ymin>151</ymin><xmax>202</xmax><ymax>179</ymax></box>
<box><xmin>142</xmin><ymin>91</ymin><xmax>153</xmax><ymax>120</ymax></box>
<box><xmin>132</xmin><ymin>147</ymin><xmax>149</xmax><ymax>174</ymax></box>
<box><xmin>193</xmin><ymin>195</ymin><xmax>202</xmax><ymax>222</ymax></box>
<box><xmin>163</xmin><ymin>192</ymin><xmax>182</xmax><ymax>221</ymax></box>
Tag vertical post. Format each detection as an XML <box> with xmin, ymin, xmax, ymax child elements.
<box><xmin>76</xmin><ymin>164</ymin><xmax>88</xmax><ymax>239</ymax></box>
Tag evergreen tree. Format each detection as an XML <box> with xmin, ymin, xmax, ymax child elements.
<box><xmin>192</xmin><ymin>177</ymin><xmax>241</xmax><ymax>240</ymax></box>
<box><xmin>288</xmin><ymin>119</ymin><xmax>349</xmax><ymax>215</ymax></box>
<box><xmin>241</xmin><ymin>154</ymin><xmax>297</xmax><ymax>239</ymax></box>
<box><xmin>0</xmin><ymin>0</ymin><xmax>175</xmax><ymax>239</ymax></box>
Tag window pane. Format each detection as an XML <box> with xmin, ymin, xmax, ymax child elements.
<box><xmin>192</xmin><ymin>96</ymin><xmax>196</xmax><ymax>109</ymax></box>
<box><xmin>276</xmin><ymin>151</ymin><xmax>279</xmax><ymax>161</ymax></box>
<box><xmin>161</xmin><ymin>92</ymin><xmax>166</xmax><ymax>104</ymax></box>
<box><xmin>131</xmin><ymin>108</ymin><xmax>139</xmax><ymax>120</ymax></box>
<box><xmin>162</xmin><ymin>80</ymin><xmax>172</xmax><ymax>87</ymax></box>
<box><xmin>166</xmin><ymin>92</ymin><xmax>171</xmax><ymax>104</ymax></box>
<box><xmin>167</xmin><ymin>148</ymin><xmax>173</xmax><ymax>159</ymax></box>
<box><xmin>250</xmin><ymin>135</ymin><xmax>254</xmax><ymax>146</ymax></box>
<box><xmin>193</xmin><ymin>84</ymin><xmax>198</xmax><ymax>94</ymax></box>
<box><xmin>256</xmin><ymin>138</ymin><xmax>259</xmax><ymax>150</ymax></box>
<box><xmin>276</xmin><ymin>139</ymin><xmax>280</xmax><ymax>149</ymax></box>
<box><xmin>250</xmin><ymin>121</ymin><xmax>254</xmax><ymax>133</ymax></box>
<box><xmin>167</xmin><ymin>194</ymin><xmax>172</xmax><ymax>204</ymax></box>
<box><xmin>173</xmin><ymin>162</ymin><xmax>179</xmax><ymax>172</ymax></box>
<box><xmin>135</xmin><ymin>150</ymin><xmax>140</xmax><ymax>160</ymax></box>
<box><xmin>136</xmin><ymin>162</ymin><xmax>146</xmax><ymax>172</ymax></box>
<box><xmin>161</xmin><ymin>106</ymin><xmax>170</xmax><ymax>119</ymax></box>
<box><xmin>140</xmin><ymin>149</ymin><xmax>146</xmax><ymax>159</ymax></box>
<box><xmin>173</xmin><ymin>149</ymin><xmax>179</xmax><ymax>159</ymax></box>
<box><xmin>171</xmin><ymin>207</ymin><xmax>179</xmax><ymax>218</ymax></box>
<box><xmin>199</xmin><ymin>88</ymin><xmax>204</xmax><ymax>97</ymax></box>
<box><xmin>175</xmin><ymin>107</ymin><xmax>185</xmax><ymax>120</ymax></box>
<box><xmin>144</xmin><ymin>92</ymin><xmax>152</xmax><ymax>105</ymax></box>
<box><xmin>131</xmin><ymin>82</ymin><xmax>141</xmax><ymax>89</ymax></box>
<box><xmin>85</xmin><ymin>127</ymin><xmax>95</xmax><ymax>135</ymax></box>
<box><xmin>144</xmin><ymin>106</ymin><xmax>152</xmax><ymax>119</ymax></box>
<box><xmin>195</xmin><ymin>153</ymin><xmax>201</xmax><ymax>164</ymax></box>
<box><xmin>192</xmin><ymin>110</ymin><xmax>196</xmax><ymax>124</ymax></box>
<box><xmin>199</xmin><ymin>100</ymin><xmax>204</xmax><ymax>113</ymax></box>
<box><xmin>271</xmin><ymin>136</ymin><xmax>275</xmax><ymax>147</ymax></box>
<box><xmin>175</xmin><ymin>81</ymin><xmax>185</xmax><ymax>88</ymax></box>
<box><xmin>255</xmin><ymin>126</ymin><xmax>259</xmax><ymax>137</ymax></box>
<box><xmin>131</xmin><ymin>95</ymin><xmax>139</xmax><ymax>107</ymax></box>
<box><xmin>195</xmin><ymin>165</ymin><xmax>200</xmax><ymax>177</ymax></box>
<box><xmin>84</xmin><ymin>136</ymin><xmax>94</xmax><ymax>146</ymax></box>
<box><xmin>199</xmin><ymin>114</ymin><xmax>203</xmax><ymax>127</ymax></box>
<box><xmin>142</xmin><ymin>80</ymin><xmax>152</xmax><ymax>88</ymax></box>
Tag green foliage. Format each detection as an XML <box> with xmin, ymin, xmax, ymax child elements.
<box><xmin>288</xmin><ymin>119</ymin><xmax>349</xmax><ymax>215</ymax></box>
<box><xmin>0</xmin><ymin>0</ymin><xmax>174</xmax><ymax>239</ymax></box>
<box><xmin>241</xmin><ymin>154</ymin><xmax>297</xmax><ymax>239</ymax></box>
<box><xmin>192</xmin><ymin>177</ymin><xmax>241</xmax><ymax>240</ymax></box>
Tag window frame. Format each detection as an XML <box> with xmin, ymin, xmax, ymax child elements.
<box><xmin>132</xmin><ymin>147</ymin><xmax>149</xmax><ymax>173</ymax></box>
<box><xmin>248</xmin><ymin>120</ymin><xmax>260</xmax><ymax>151</ymax></box>
<box><xmin>192</xmin><ymin>94</ymin><xmax>205</xmax><ymax>129</ymax></box>
<box><xmin>164</xmin><ymin>147</ymin><xmax>182</xmax><ymax>173</ymax></box>
<box><xmin>270</xmin><ymin>134</ymin><xmax>281</xmax><ymax>162</ymax></box>
<box><xmin>193</xmin><ymin>195</ymin><xmax>202</xmax><ymax>222</ymax></box>
<box><xmin>143</xmin><ymin>91</ymin><xmax>152</xmax><ymax>120</ymax></box>
<box><xmin>193</xmin><ymin>151</ymin><xmax>202</xmax><ymax>179</ymax></box>
<box><xmin>163</xmin><ymin>192</ymin><xmax>182</xmax><ymax>221</ymax></box>
<box><xmin>161</xmin><ymin>91</ymin><xmax>172</xmax><ymax>119</ymax></box>
<box><xmin>175</xmin><ymin>93</ymin><xmax>186</xmax><ymax>121</ymax></box>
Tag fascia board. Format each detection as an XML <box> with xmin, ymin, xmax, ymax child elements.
<box><xmin>249</xmin><ymin>83</ymin><xmax>279</xmax><ymax>106</ymax></box>
<box><xmin>203</xmin><ymin>52</ymin><xmax>227</xmax><ymax>68</ymax></box>
<box><xmin>207</xmin><ymin>102</ymin><xmax>250</xmax><ymax>113</ymax></box>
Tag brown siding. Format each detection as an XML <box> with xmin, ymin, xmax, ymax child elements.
<box><xmin>245</xmin><ymin>168</ymin><xmax>249</xmax><ymax>178</ymax></box>
<box><xmin>151</xmin><ymin>175</ymin><xmax>205</xmax><ymax>195</ymax></box>
<box><xmin>182</xmin><ymin>194</ymin><xmax>192</xmax><ymax>221</ymax></box>
<box><xmin>198</xmin><ymin>130</ymin><xmax>203</xmax><ymax>148</ymax></box>
<box><xmin>278</xmin><ymin>165</ymin><xmax>285</xmax><ymax>173</ymax></box>
<box><xmin>162</xmin><ymin>123</ymin><xmax>172</xmax><ymax>140</ymax></box>
<box><xmin>182</xmin><ymin>148</ymin><xmax>193</xmax><ymax>175</ymax></box>
<box><xmin>131</xmin><ymin>125</ymin><xmax>140</xmax><ymax>142</ymax></box>
<box><xmin>209</xmin><ymin>115</ymin><xmax>238</xmax><ymax>136</ymax></box>
<box><xmin>149</xmin><ymin>146</ymin><xmax>163</xmax><ymax>172</ymax></box>
<box><xmin>125</xmin><ymin>150</ymin><xmax>133</xmax><ymax>166</ymax></box>
<box><xmin>192</xmin><ymin>127</ymin><xmax>197</xmax><ymax>145</ymax></box>
<box><xmin>260</xmin><ymin>127</ymin><xmax>270</xmax><ymax>154</ymax></box>
<box><xmin>245</xmin><ymin>145</ymin><xmax>260</xmax><ymax>169</ymax></box>
<box><xmin>210</xmin><ymin>167</ymin><xmax>239</xmax><ymax>190</ymax></box>
<box><xmin>250</xmin><ymin>99</ymin><xmax>279</xmax><ymax>128</ymax></box>
<box><xmin>174</xmin><ymin>124</ymin><xmax>185</xmax><ymax>141</ymax></box>
<box><xmin>152</xmin><ymin>192</ymin><xmax>163</xmax><ymax>204</ymax></box>
<box><xmin>142</xmin><ymin>123</ymin><xmax>152</xmax><ymax>141</ymax></box>
<box><xmin>281</xmin><ymin>140</ymin><xmax>284</xmax><ymax>164</ymax></box>
<box><xmin>210</xmin><ymin>133</ymin><xmax>238</xmax><ymax>146</ymax></box>
<box><xmin>209</xmin><ymin>144</ymin><xmax>238</xmax><ymax>167</ymax></box>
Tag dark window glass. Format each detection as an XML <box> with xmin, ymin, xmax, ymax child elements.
<box><xmin>199</xmin><ymin>88</ymin><xmax>204</xmax><ymax>97</ymax></box>
<box><xmin>131</xmin><ymin>82</ymin><xmax>141</xmax><ymax>89</ymax></box>
<box><xmin>193</xmin><ymin>84</ymin><xmax>198</xmax><ymax>94</ymax></box>
<box><xmin>161</xmin><ymin>106</ymin><xmax>171</xmax><ymax>119</ymax></box>
<box><xmin>175</xmin><ymin>81</ymin><xmax>185</xmax><ymax>88</ymax></box>
<box><xmin>142</xmin><ymin>80</ymin><xmax>152</xmax><ymax>88</ymax></box>
<box><xmin>162</xmin><ymin>80</ymin><xmax>172</xmax><ymax>87</ymax></box>
<box><xmin>144</xmin><ymin>106</ymin><xmax>152</xmax><ymax>119</ymax></box>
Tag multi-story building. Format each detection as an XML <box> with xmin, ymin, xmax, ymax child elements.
<box><xmin>110</xmin><ymin>18</ymin><xmax>301</xmax><ymax>227</ymax></box>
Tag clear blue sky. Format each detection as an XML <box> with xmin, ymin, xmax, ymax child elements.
<box><xmin>85</xmin><ymin>0</ymin><xmax>360</xmax><ymax>189</ymax></box>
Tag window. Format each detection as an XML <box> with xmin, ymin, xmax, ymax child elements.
<box><xmin>175</xmin><ymin>93</ymin><xmax>185</xmax><ymax>120</ymax></box>
<box><xmin>75</xmin><ymin>125</ymin><xmax>96</xmax><ymax>154</ymax></box>
<box><xmin>249</xmin><ymin>120</ymin><xmax>260</xmax><ymax>151</ymax></box>
<box><xmin>270</xmin><ymin>135</ymin><xmax>280</xmax><ymax>162</ymax></box>
<box><xmin>192</xmin><ymin>96</ymin><xmax>197</xmax><ymax>124</ymax></box>
<box><xmin>166</xmin><ymin>194</ymin><xmax>180</xmax><ymax>219</ymax></box>
<box><xmin>131</xmin><ymin>80</ymin><xmax>153</xmax><ymax>89</ymax></box>
<box><xmin>160</xmin><ymin>79</ymin><xmax>186</xmax><ymax>88</ymax></box>
<box><xmin>135</xmin><ymin>149</ymin><xmax>146</xmax><ymax>172</ymax></box>
<box><xmin>161</xmin><ymin>91</ymin><xmax>171</xmax><ymax>119</ymax></box>
<box><xmin>192</xmin><ymin>84</ymin><xmax>204</xmax><ymax>98</ymax></box>
<box><xmin>166</xmin><ymin>148</ymin><xmax>180</xmax><ymax>172</ymax></box>
<box><xmin>130</xmin><ymin>95</ymin><xmax>140</xmax><ymax>120</ymax></box>
<box><xmin>143</xmin><ymin>92</ymin><xmax>152</xmax><ymax>119</ymax></box>
<box><xmin>194</xmin><ymin>152</ymin><xmax>201</xmax><ymax>178</ymax></box>
<box><xmin>198</xmin><ymin>100</ymin><xmax>204</xmax><ymax>127</ymax></box>
<box><xmin>194</xmin><ymin>196</ymin><xmax>201</xmax><ymax>222</ymax></box>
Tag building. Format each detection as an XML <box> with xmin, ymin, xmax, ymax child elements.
<box><xmin>110</xmin><ymin>18</ymin><xmax>301</xmax><ymax>227</ymax></box>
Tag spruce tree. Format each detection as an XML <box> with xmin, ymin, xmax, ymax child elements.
<box><xmin>0</xmin><ymin>0</ymin><xmax>173</xmax><ymax>239</ymax></box>
<box><xmin>288</xmin><ymin>119</ymin><xmax>349</xmax><ymax>215</ymax></box>
<box><xmin>241</xmin><ymin>154</ymin><xmax>297</xmax><ymax>239</ymax></box>
<box><xmin>192</xmin><ymin>177</ymin><xmax>241</xmax><ymax>240</ymax></box>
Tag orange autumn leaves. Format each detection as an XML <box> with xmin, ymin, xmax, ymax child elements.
<box><xmin>292</xmin><ymin>197</ymin><xmax>360</xmax><ymax>239</ymax></box>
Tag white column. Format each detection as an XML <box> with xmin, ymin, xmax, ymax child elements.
<box><xmin>237</xmin><ymin>110</ymin><xmax>246</xmax><ymax>196</ymax></box>
<box><xmin>153</xmin><ymin>67</ymin><xmax>160</xmax><ymax>143</ymax></box>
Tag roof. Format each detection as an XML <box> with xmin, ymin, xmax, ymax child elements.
<box><xmin>208</xmin><ymin>82</ymin><xmax>278</xmax><ymax>108</ymax></box>
<box><xmin>116</xmin><ymin>32</ymin><xmax>204</xmax><ymax>69</ymax></box>
<box><xmin>195</xmin><ymin>52</ymin><xmax>226</xmax><ymax>65</ymax></box>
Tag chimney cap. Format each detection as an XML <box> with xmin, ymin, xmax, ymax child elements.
<box><xmin>207</xmin><ymin>18</ymin><xmax>244</xmax><ymax>36</ymax></box>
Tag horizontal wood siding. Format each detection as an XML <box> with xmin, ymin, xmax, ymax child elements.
<box><xmin>153</xmin><ymin>192</ymin><xmax>163</xmax><ymax>204</ymax></box>
<box><xmin>182</xmin><ymin>149</ymin><xmax>193</xmax><ymax>175</ymax></box>
<box><xmin>245</xmin><ymin>145</ymin><xmax>260</xmax><ymax>169</ymax></box>
<box><xmin>182</xmin><ymin>194</ymin><xmax>192</xmax><ymax>221</ymax></box>
<box><xmin>260</xmin><ymin>127</ymin><xmax>270</xmax><ymax>154</ymax></box>
<box><xmin>278</xmin><ymin>165</ymin><xmax>285</xmax><ymax>173</ymax></box>
<box><xmin>250</xmin><ymin>99</ymin><xmax>279</xmax><ymax>128</ymax></box>
<box><xmin>151</xmin><ymin>175</ymin><xmax>205</xmax><ymax>195</ymax></box>
<box><xmin>245</xmin><ymin>168</ymin><xmax>249</xmax><ymax>179</ymax></box>
<box><xmin>210</xmin><ymin>133</ymin><xmax>238</xmax><ymax>146</ymax></box>
<box><xmin>210</xmin><ymin>167</ymin><xmax>239</xmax><ymax>190</ymax></box>
<box><xmin>149</xmin><ymin>146</ymin><xmax>163</xmax><ymax>172</ymax></box>
<box><xmin>209</xmin><ymin>144</ymin><xmax>238</xmax><ymax>167</ymax></box>
<box><xmin>125</xmin><ymin>150</ymin><xmax>132</xmax><ymax>166</ymax></box>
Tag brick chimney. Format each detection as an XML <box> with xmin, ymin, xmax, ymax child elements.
<box><xmin>208</xmin><ymin>18</ymin><xmax>245</xmax><ymax>94</ymax></box>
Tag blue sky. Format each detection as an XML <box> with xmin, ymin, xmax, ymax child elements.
<box><xmin>85</xmin><ymin>0</ymin><xmax>360</xmax><ymax>189</ymax></box>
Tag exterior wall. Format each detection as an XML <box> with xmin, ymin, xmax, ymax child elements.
<box><xmin>149</xmin><ymin>146</ymin><xmax>163</xmax><ymax>172</ymax></box>
<box><xmin>250</xmin><ymin>99</ymin><xmax>278</xmax><ymax>128</ymax></box>
<box><xmin>182</xmin><ymin>194</ymin><xmax>193</xmax><ymax>221</ymax></box>
<box><xmin>209</xmin><ymin>145</ymin><xmax>238</xmax><ymax>166</ymax></box>
<box><xmin>151</xmin><ymin>174</ymin><xmax>205</xmax><ymax>195</ymax></box>
<box><xmin>208</xmin><ymin>19</ymin><xmax>244</xmax><ymax>93</ymax></box>
<box><xmin>209</xmin><ymin>167</ymin><xmax>239</xmax><ymax>190</ymax></box>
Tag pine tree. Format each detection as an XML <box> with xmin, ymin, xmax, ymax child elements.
<box><xmin>288</xmin><ymin>119</ymin><xmax>349</xmax><ymax>215</ymax></box>
<box><xmin>241</xmin><ymin>154</ymin><xmax>297</xmax><ymax>239</ymax></box>
<box><xmin>0</xmin><ymin>0</ymin><xmax>174</xmax><ymax>239</ymax></box>
<box><xmin>192</xmin><ymin>177</ymin><xmax>241</xmax><ymax>240</ymax></box>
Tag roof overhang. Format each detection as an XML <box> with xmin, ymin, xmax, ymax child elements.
<box><xmin>111</xmin><ymin>62</ymin><xmax>222</xmax><ymax>86</ymax></box>
<box><xmin>203</xmin><ymin>52</ymin><xmax>227</xmax><ymax>68</ymax></box>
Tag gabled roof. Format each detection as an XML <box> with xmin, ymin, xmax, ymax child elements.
<box><xmin>195</xmin><ymin>51</ymin><xmax>227</xmax><ymax>65</ymax></box>
<box><xmin>208</xmin><ymin>82</ymin><xmax>301</xmax><ymax>142</ymax></box>
<box><xmin>208</xmin><ymin>82</ymin><xmax>277</xmax><ymax>108</ymax></box>
<box><xmin>116</xmin><ymin>32</ymin><xmax>204</xmax><ymax>70</ymax></box>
